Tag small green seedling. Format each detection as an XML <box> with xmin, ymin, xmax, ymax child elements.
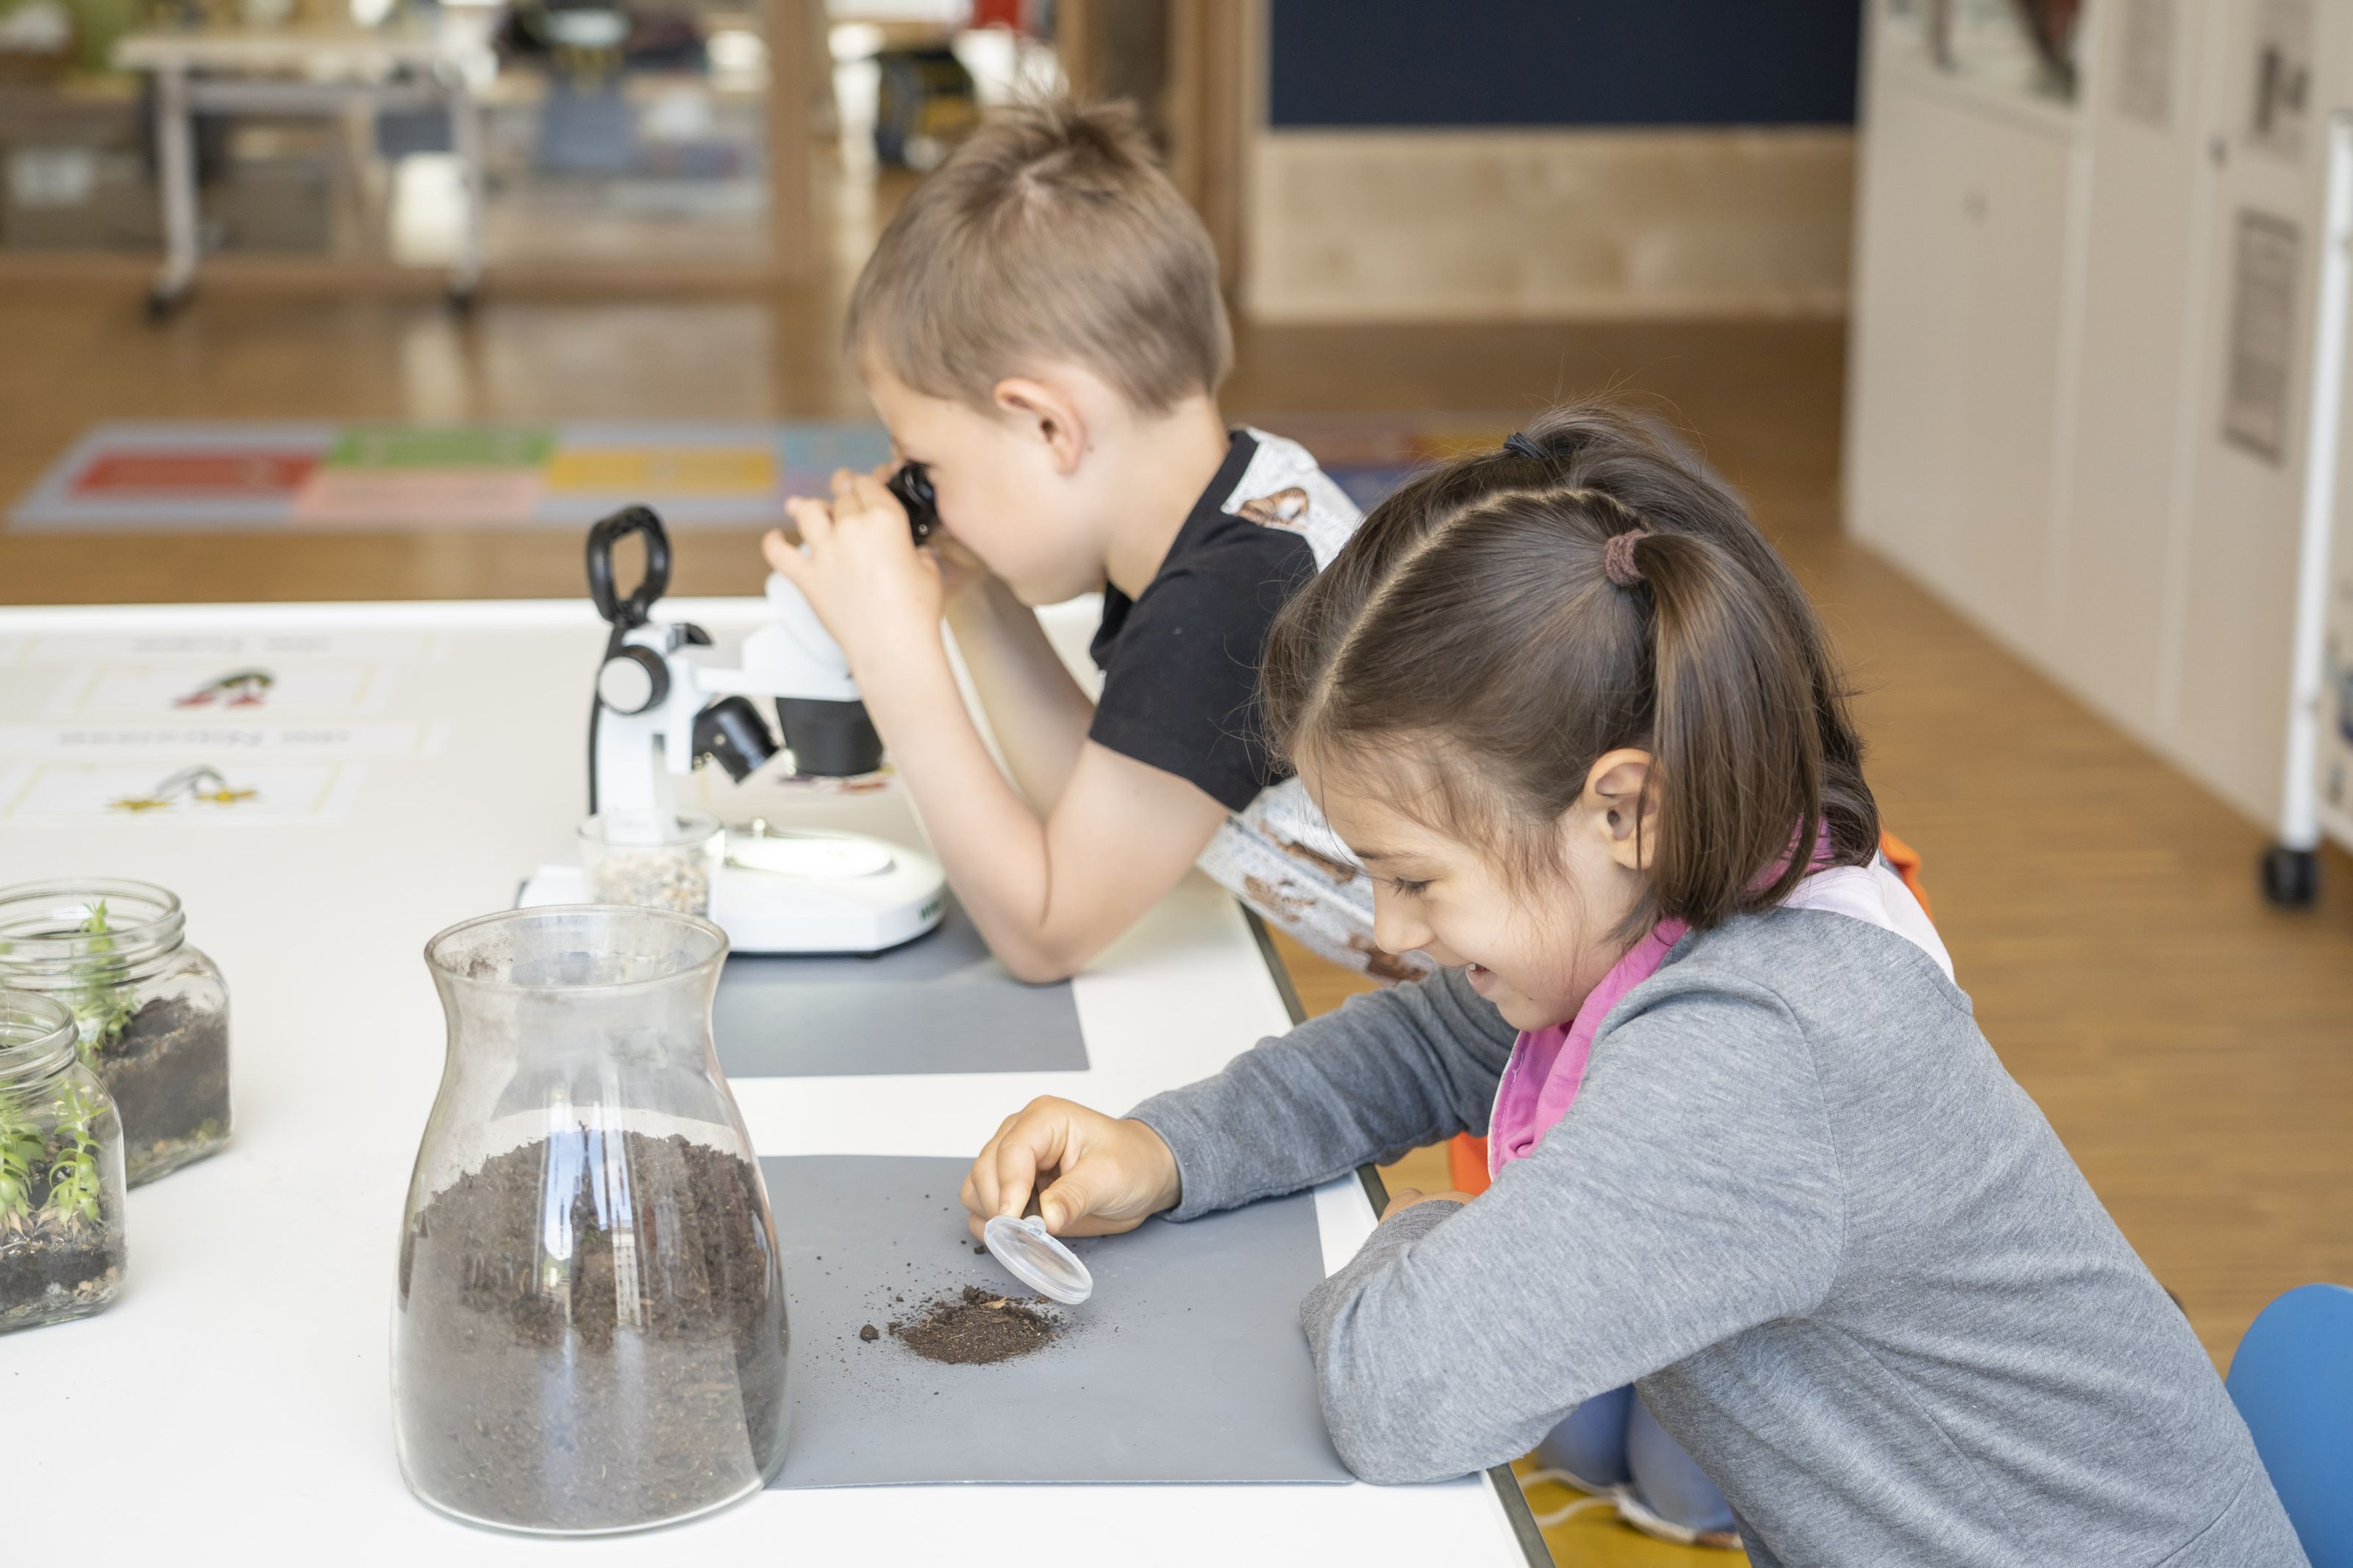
<box><xmin>67</xmin><ymin>902</ymin><xmax>137</xmax><ymax>1068</ymax></box>
<box><xmin>40</xmin><ymin>1084</ymin><xmax>103</xmax><ymax>1228</ymax></box>
<box><xmin>0</xmin><ymin>1092</ymin><xmax>42</xmax><ymax>1236</ymax></box>
<box><xmin>0</xmin><ymin>1084</ymin><xmax>105</xmax><ymax>1240</ymax></box>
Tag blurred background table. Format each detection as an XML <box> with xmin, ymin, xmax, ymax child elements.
<box><xmin>114</xmin><ymin>18</ymin><xmax>491</xmax><ymax>312</ymax></box>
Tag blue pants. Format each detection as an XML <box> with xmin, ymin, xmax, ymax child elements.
<box><xmin>1535</xmin><ymin>1385</ymin><xmax>1736</xmax><ymax>1537</ymax></box>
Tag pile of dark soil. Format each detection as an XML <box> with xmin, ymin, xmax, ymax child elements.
<box><xmin>0</xmin><ymin>1225</ymin><xmax>124</xmax><ymax>1332</ymax></box>
<box><xmin>884</xmin><ymin>1284</ymin><xmax>1060</xmax><ymax>1366</ymax></box>
<box><xmin>104</xmin><ymin>996</ymin><xmax>230</xmax><ymax>1184</ymax></box>
<box><xmin>395</xmin><ymin>1131</ymin><xmax>790</xmax><ymax>1531</ymax></box>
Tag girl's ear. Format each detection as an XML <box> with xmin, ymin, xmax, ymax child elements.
<box><xmin>991</xmin><ymin>376</ymin><xmax>1089</xmax><ymax>476</ymax></box>
<box><xmin>1585</xmin><ymin>748</ymin><xmax>1657</xmax><ymax>872</ymax></box>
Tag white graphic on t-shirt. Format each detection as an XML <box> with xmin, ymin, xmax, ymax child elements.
<box><xmin>1194</xmin><ymin>429</ymin><xmax>1431</xmax><ymax>983</ymax></box>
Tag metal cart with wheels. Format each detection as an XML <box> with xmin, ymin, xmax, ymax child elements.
<box><xmin>2273</xmin><ymin>114</ymin><xmax>2353</xmax><ymax>907</ymax></box>
<box><xmin>113</xmin><ymin>22</ymin><xmax>487</xmax><ymax>316</ymax></box>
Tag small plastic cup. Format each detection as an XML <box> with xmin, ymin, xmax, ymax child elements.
<box><xmin>578</xmin><ymin>810</ymin><xmax>724</xmax><ymax>917</ymax></box>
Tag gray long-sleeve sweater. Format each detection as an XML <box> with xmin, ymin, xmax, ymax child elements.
<box><xmin>1130</xmin><ymin>908</ymin><xmax>2304</xmax><ymax>1568</ymax></box>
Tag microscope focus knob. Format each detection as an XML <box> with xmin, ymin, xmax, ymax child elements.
<box><xmin>596</xmin><ymin>646</ymin><xmax>669</xmax><ymax>715</ymax></box>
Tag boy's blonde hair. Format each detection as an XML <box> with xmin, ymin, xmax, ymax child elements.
<box><xmin>846</xmin><ymin>99</ymin><xmax>1232</xmax><ymax>415</ymax></box>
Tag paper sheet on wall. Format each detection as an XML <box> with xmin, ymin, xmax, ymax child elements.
<box><xmin>2223</xmin><ymin>211</ymin><xmax>2301</xmax><ymax>462</ymax></box>
<box><xmin>2248</xmin><ymin>0</ymin><xmax>2313</xmax><ymax>162</ymax></box>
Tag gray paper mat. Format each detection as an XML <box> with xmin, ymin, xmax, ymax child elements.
<box><xmin>715</xmin><ymin>898</ymin><xmax>1086</xmax><ymax>1078</ymax></box>
<box><xmin>763</xmin><ymin>1154</ymin><xmax>1349</xmax><ymax>1487</ymax></box>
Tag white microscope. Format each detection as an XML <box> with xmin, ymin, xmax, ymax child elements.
<box><xmin>520</xmin><ymin>502</ymin><xmax>947</xmax><ymax>953</ymax></box>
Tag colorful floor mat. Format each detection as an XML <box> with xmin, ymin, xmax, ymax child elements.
<box><xmin>8</xmin><ymin>415</ymin><xmax>1512</xmax><ymax>533</ymax></box>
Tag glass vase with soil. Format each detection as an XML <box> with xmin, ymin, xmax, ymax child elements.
<box><xmin>394</xmin><ymin>904</ymin><xmax>790</xmax><ymax>1536</ymax></box>
<box><xmin>1</xmin><ymin>989</ymin><xmax>128</xmax><ymax>1334</ymax></box>
<box><xmin>0</xmin><ymin>880</ymin><xmax>231</xmax><ymax>1186</ymax></box>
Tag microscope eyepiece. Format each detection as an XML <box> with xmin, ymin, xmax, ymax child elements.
<box><xmin>887</xmin><ymin>461</ymin><xmax>940</xmax><ymax>544</ymax></box>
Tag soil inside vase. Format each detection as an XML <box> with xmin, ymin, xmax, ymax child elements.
<box><xmin>103</xmin><ymin>995</ymin><xmax>230</xmax><ymax>1183</ymax></box>
<box><xmin>0</xmin><ymin>1224</ymin><xmax>125</xmax><ymax>1333</ymax></box>
<box><xmin>396</xmin><ymin>1131</ymin><xmax>790</xmax><ymax>1532</ymax></box>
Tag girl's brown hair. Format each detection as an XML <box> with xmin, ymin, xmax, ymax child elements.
<box><xmin>1263</xmin><ymin>401</ymin><xmax>1878</xmax><ymax>937</ymax></box>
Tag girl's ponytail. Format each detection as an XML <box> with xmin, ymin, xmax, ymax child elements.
<box><xmin>1624</xmin><ymin>528</ymin><xmax>1828</xmax><ymax>928</ymax></box>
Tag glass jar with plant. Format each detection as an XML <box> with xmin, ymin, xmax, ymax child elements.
<box><xmin>1</xmin><ymin>989</ymin><xmax>127</xmax><ymax>1333</ymax></box>
<box><xmin>0</xmin><ymin>880</ymin><xmax>231</xmax><ymax>1185</ymax></box>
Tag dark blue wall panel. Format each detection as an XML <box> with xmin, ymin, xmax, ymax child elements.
<box><xmin>1268</xmin><ymin>1</ymin><xmax>1862</xmax><ymax>129</ymax></box>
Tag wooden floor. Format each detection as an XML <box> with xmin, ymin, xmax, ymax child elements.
<box><xmin>6</xmin><ymin>289</ymin><xmax>2349</xmax><ymax>1567</ymax></box>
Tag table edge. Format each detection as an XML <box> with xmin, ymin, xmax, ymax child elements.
<box><xmin>1239</xmin><ymin>908</ymin><xmax>1548</xmax><ymax>1568</ymax></box>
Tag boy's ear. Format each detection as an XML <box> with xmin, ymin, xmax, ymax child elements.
<box><xmin>1584</xmin><ymin>748</ymin><xmax>1657</xmax><ymax>873</ymax></box>
<box><xmin>991</xmin><ymin>376</ymin><xmax>1088</xmax><ymax>476</ymax></box>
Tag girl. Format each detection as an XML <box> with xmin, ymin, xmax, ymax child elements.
<box><xmin>959</xmin><ymin>406</ymin><xmax>2302</xmax><ymax>1567</ymax></box>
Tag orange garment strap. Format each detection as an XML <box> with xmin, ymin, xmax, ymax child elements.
<box><xmin>1440</xmin><ymin>831</ymin><xmax>1933</xmax><ymax>1203</ymax></box>
<box><xmin>1879</xmin><ymin>830</ymin><xmax>1933</xmax><ymax>921</ymax></box>
<box><xmin>1446</xmin><ymin>1133</ymin><xmax>1491</xmax><ymax>1196</ymax></box>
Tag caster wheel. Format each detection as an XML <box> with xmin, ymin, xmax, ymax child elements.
<box><xmin>446</xmin><ymin>283</ymin><xmax>476</xmax><ymax>316</ymax></box>
<box><xmin>2260</xmin><ymin>845</ymin><xmax>2319</xmax><ymax>907</ymax></box>
<box><xmin>146</xmin><ymin>284</ymin><xmax>188</xmax><ymax>322</ymax></box>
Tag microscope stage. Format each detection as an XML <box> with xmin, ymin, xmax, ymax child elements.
<box><xmin>520</xmin><ymin>829</ymin><xmax>946</xmax><ymax>954</ymax></box>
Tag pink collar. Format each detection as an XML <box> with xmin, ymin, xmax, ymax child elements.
<box><xmin>1487</xmin><ymin>834</ymin><xmax>1846</xmax><ymax>1176</ymax></box>
<box><xmin>1486</xmin><ymin>914</ymin><xmax>1688</xmax><ymax>1177</ymax></box>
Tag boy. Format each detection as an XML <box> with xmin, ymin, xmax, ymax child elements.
<box><xmin>765</xmin><ymin>99</ymin><xmax>1416</xmax><ymax>984</ymax></box>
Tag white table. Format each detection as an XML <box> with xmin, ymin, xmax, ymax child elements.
<box><xmin>0</xmin><ymin>597</ymin><xmax>1543</xmax><ymax>1566</ymax></box>
<box><xmin>113</xmin><ymin>22</ymin><xmax>490</xmax><ymax>314</ymax></box>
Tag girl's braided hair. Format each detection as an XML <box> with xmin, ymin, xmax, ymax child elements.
<box><xmin>1263</xmin><ymin>401</ymin><xmax>1879</xmax><ymax>939</ymax></box>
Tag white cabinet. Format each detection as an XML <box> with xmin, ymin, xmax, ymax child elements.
<box><xmin>2171</xmin><ymin>4</ymin><xmax>2344</xmax><ymax>822</ymax></box>
<box><xmin>2046</xmin><ymin>3</ymin><xmax>2217</xmax><ymax>742</ymax></box>
<box><xmin>1848</xmin><ymin>0</ymin><xmax>2353</xmax><ymax>833</ymax></box>
<box><xmin>1847</xmin><ymin>32</ymin><xmax>2074</xmax><ymax>659</ymax></box>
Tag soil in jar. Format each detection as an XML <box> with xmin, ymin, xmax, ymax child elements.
<box><xmin>396</xmin><ymin>1131</ymin><xmax>790</xmax><ymax>1532</ymax></box>
<box><xmin>0</xmin><ymin>1225</ymin><xmax>124</xmax><ymax>1332</ymax></box>
<box><xmin>881</xmin><ymin>1284</ymin><xmax>1063</xmax><ymax>1366</ymax></box>
<box><xmin>102</xmin><ymin>996</ymin><xmax>230</xmax><ymax>1185</ymax></box>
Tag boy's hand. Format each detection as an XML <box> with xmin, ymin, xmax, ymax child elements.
<box><xmin>930</xmin><ymin>528</ymin><xmax>991</xmax><ymax>604</ymax></box>
<box><xmin>857</xmin><ymin>460</ymin><xmax>990</xmax><ymax>601</ymax></box>
<box><xmin>1381</xmin><ymin>1188</ymin><xmax>1477</xmax><ymax>1220</ymax></box>
<box><xmin>765</xmin><ymin>468</ymin><xmax>943</xmax><ymax>676</ymax></box>
<box><xmin>962</xmin><ymin>1095</ymin><xmax>1182</xmax><ymax>1239</ymax></box>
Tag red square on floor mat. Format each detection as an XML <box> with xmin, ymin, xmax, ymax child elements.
<box><xmin>71</xmin><ymin>451</ymin><xmax>319</xmax><ymax>495</ymax></box>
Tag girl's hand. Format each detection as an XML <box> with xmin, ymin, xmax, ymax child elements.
<box><xmin>961</xmin><ymin>1095</ymin><xmax>1182</xmax><ymax>1239</ymax></box>
<box><xmin>1381</xmin><ymin>1188</ymin><xmax>1477</xmax><ymax>1220</ymax></box>
<box><xmin>763</xmin><ymin>468</ymin><xmax>943</xmax><ymax>677</ymax></box>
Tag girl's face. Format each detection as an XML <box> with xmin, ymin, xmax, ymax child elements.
<box><xmin>1306</xmin><ymin>747</ymin><xmax>1657</xmax><ymax>1033</ymax></box>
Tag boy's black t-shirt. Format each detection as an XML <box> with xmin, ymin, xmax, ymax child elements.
<box><xmin>1087</xmin><ymin>430</ymin><xmax>1318</xmax><ymax>812</ymax></box>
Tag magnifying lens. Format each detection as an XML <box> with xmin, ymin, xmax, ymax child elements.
<box><xmin>982</xmin><ymin>1213</ymin><xmax>1093</xmax><ymax>1306</ymax></box>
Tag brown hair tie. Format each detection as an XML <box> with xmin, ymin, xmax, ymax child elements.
<box><xmin>1602</xmin><ymin>527</ymin><xmax>1649</xmax><ymax>587</ymax></box>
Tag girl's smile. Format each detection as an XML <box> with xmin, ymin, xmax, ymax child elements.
<box><xmin>1302</xmin><ymin>748</ymin><xmax>1657</xmax><ymax>1035</ymax></box>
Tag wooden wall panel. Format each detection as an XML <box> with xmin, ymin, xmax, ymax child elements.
<box><xmin>1243</xmin><ymin>128</ymin><xmax>1854</xmax><ymax>321</ymax></box>
<box><xmin>765</xmin><ymin>0</ymin><xmax>816</xmax><ymax>284</ymax></box>
<box><xmin>1163</xmin><ymin>0</ymin><xmax>1254</xmax><ymax>294</ymax></box>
